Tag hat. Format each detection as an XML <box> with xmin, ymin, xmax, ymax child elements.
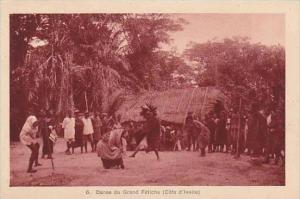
<box><xmin>141</xmin><ymin>105</ymin><xmax>150</xmax><ymax>111</ymax></box>
<box><xmin>140</xmin><ymin>103</ymin><xmax>157</xmax><ymax>116</ymax></box>
<box><xmin>147</xmin><ymin>103</ymin><xmax>157</xmax><ymax>112</ymax></box>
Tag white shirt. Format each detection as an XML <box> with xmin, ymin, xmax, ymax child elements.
<box><xmin>82</xmin><ymin>117</ymin><xmax>94</xmax><ymax>135</ymax></box>
<box><xmin>19</xmin><ymin>115</ymin><xmax>38</xmax><ymax>145</ymax></box>
<box><xmin>62</xmin><ymin>117</ymin><xmax>75</xmax><ymax>139</ymax></box>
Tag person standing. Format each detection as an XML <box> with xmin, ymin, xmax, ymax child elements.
<box><xmin>235</xmin><ymin>113</ymin><xmax>247</xmax><ymax>157</ymax></box>
<box><xmin>263</xmin><ymin>108</ymin><xmax>284</xmax><ymax>164</ymax></box>
<box><xmin>74</xmin><ymin>110</ymin><xmax>84</xmax><ymax>153</ymax></box>
<box><xmin>205</xmin><ymin>113</ymin><xmax>216</xmax><ymax>152</ymax></box>
<box><xmin>41</xmin><ymin>110</ymin><xmax>54</xmax><ymax>159</ymax></box>
<box><xmin>62</xmin><ymin>111</ymin><xmax>75</xmax><ymax>155</ymax></box>
<box><xmin>244</xmin><ymin>113</ymin><xmax>251</xmax><ymax>155</ymax></box>
<box><xmin>215</xmin><ymin>111</ymin><xmax>227</xmax><ymax>152</ymax></box>
<box><xmin>173</xmin><ymin>128</ymin><xmax>183</xmax><ymax>151</ymax></box>
<box><xmin>230</xmin><ymin>110</ymin><xmax>239</xmax><ymax>154</ymax></box>
<box><xmin>82</xmin><ymin>112</ymin><xmax>94</xmax><ymax>153</ymax></box>
<box><xmin>263</xmin><ymin>107</ymin><xmax>273</xmax><ymax>163</ymax></box>
<box><xmin>185</xmin><ymin>117</ymin><xmax>210</xmax><ymax>156</ymax></box>
<box><xmin>185</xmin><ymin>112</ymin><xmax>199</xmax><ymax>151</ymax></box>
<box><xmin>274</xmin><ymin>111</ymin><xmax>285</xmax><ymax>165</ymax></box>
<box><xmin>19</xmin><ymin>113</ymin><xmax>42</xmax><ymax>173</ymax></box>
<box><xmin>92</xmin><ymin>112</ymin><xmax>102</xmax><ymax>152</ymax></box>
<box><xmin>247</xmin><ymin>103</ymin><xmax>268</xmax><ymax>158</ymax></box>
<box><xmin>195</xmin><ymin>120</ymin><xmax>210</xmax><ymax>156</ymax></box>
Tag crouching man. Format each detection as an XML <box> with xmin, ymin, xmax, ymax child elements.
<box><xmin>96</xmin><ymin>128</ymin><xmax>126</xmax><ymax>169</ymax></box>
<box><xmin>19</xmin><ymin>114</ymin><xmax>42</xmax><ymax>173</ymax></box>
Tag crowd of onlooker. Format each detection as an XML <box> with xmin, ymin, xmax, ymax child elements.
<box><xmin>39</xmin><ymin>102</ymin><xmax>285</xmax><ymax>164</ymax></box>
<box><xmin>139</xmin><ymin>103</ymin><xmax>285</xmax><ymax>166</ymax></box>
<box><xmin>20</xmin><ymin>102</ymin><xmax>284</xmax><ymax>173</ymax></box>
<box><xmin>39</xmin><ymin>110</ymin><xmax>123</xmax><ymax>157</ymax></box>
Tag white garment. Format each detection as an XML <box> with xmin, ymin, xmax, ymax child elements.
<box><xmin>136</xmin><ymin>136</ymin><xmax>148</xmax><ymax>150</ymax></box>
<box><xmin>82</xmin><ymin>117</ymin><xmax>94</xmax><ymax>135</ymax></box>
<box><xmin>214</xmin><ymin>118</ymin><xmax>220</xmax><ymax>124</ymax></box>
<box><xmin>174</xmin><ymin>140</ymin><xmax>182</xmax><ymax>151</ymax></box>
<box><xmin>121</xmin><ymin>137</ymin><xmax>127</xmax><ymax>157</ymax></box>
<box><xmin>62</xmin><ymin>117</ymin><xmax>75</xmax><ymax>139</ymax></box>
<box><xmin>19</xmin><ymin>115</ymin><xmax>38</xmax><ymax>145</ymax></box>
<box><xmin>113</xmin><ymin>123</ymin><xmax>122</xmax><ymax>129</ymax></box>
<box><xmin>267</xmin><ymin>114</ymin><xmax>272</xmax><ymax>126</ymax></box>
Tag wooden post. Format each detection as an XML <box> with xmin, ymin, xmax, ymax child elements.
<box><xmin>182</xmin><ymin>87</ymin><xmax>197</xmax><ymax>125</ymax></box>
<box><xmin>176</xmin><ymin>89</ymin><xmax>187</xmax><ymax>113</ymax></box>
<box><xmin>235</xmin><ymin>98</ymin><xmax>242</xmax><ymax>158</ymax></box>
<box><xmin>161</xmin><ymin>91</ymin><xmax>168</xmax><ymax>117</ymax></box>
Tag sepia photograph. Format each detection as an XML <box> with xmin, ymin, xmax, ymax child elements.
<box><xmin>8</xmin><ymin>13</ymin><xmax>287</xmax><ymax>187</ymax></box>
<box><xmin>1</xmin><ymin>0</ymin><xmax>300</xmax><ymax>198</ymax></box>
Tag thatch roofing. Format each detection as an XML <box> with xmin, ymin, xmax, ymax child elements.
<box><xmin>116</xmin><ymin>87</ymin><xmax>227</xmax><ymax>124</ymax></box>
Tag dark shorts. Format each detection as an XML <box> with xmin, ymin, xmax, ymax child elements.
<box><xmin>83</xmin><ymin>134</ymin><xmax>93</xmax><ymax>142</ymax></box>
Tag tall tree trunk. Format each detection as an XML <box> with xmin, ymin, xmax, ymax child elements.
<box><xmin>56</xmin><ymin>53</ymin><xmax>74</xmax><ymax>117</ymax></box>
<box><xmin>101</xmin><ymin>80</ymin><xmax>110</xmax><ymax>113</ymax></box>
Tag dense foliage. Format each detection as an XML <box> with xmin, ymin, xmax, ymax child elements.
<box><xmin>10</xmin><ymin>15</ymin><xmax>285</xmax><ymax>140</ymax></box>
<box><xmin>184</xmin><ymin>37</ymin><xmax>285</xmax><ymax>113</ymax></box>
<box><xmin>10</xmin><ymin>14</ymin><xmax>188</xmax><ymax>139</ymax></box>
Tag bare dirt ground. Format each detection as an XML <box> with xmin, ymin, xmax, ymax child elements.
<box><xmin>10</xmin><ymin>138</ymin><xmax>285</xmax><ymax>186</ymax></box>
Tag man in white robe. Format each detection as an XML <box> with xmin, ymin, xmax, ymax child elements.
<box><xmin>82</xmin><ymin>112</ymin><xmax>94</xmax><ymax>152</ymax></box>
<box><xmin>62</xmin><ymin>111</ymin><xmax>75</xmax><ymax>155</ymax></box>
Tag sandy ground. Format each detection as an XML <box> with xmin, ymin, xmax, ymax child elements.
<box><xmin>10</xmin><ymin>138</ymin><xmax>285</xmax><ymax>186</ymax></box>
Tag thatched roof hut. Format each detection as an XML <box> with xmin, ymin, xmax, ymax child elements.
<box><xmin>116</xmin><ymin>87</ymin><xmax>227</xmax><ymax>124</ymax></box>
